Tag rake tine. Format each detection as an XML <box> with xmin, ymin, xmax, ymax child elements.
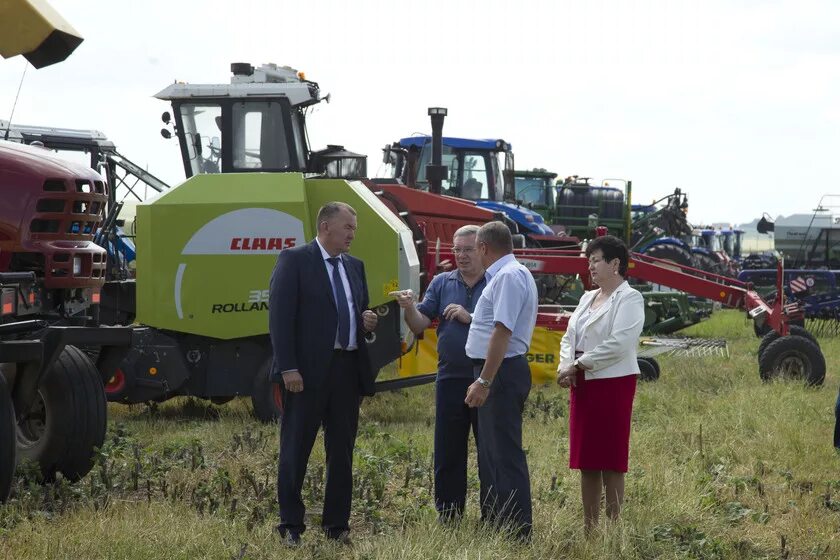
<box><xmin>804</xmin><ymin>317</ymin><xmax>840</xmax><ymax>337</ymax></box>
<box><xmin>639</xmin><ymin>336</ymin><xmax>729</xmax><ymax>358</ymax></box>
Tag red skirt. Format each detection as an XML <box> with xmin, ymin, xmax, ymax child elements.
<box><xmin>568</xmin><ymin>371</ymin><xmax>637</xmax><ymax>472</ymax></box>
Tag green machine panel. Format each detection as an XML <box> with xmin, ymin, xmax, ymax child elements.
<box><xmin>136</xmin><ymin>173</ymin><xmax>418</xmax><ymax>340</ymax></box>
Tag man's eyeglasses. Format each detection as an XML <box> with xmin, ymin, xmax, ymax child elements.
<box><xmin>453</xmin><ymin>247</ymin><xmax>476</xmax><ymax>255</ymax></box>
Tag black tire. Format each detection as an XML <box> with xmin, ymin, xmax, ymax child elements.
<box><xmin>637</xmin><ymin>358</ymin><xmax>660</xmax><ymax>382</ymax></box>
<box><xmin>644</xmin><ymin>357</ymin><xmax>661</xmax><ymax>378</ymax></box>
<box><xmin>643</xmin><ymin>243</ymin><xmax>695</xmax><ymax>268</ymax></box>
<box><xmin>250</xmin><ymin>358</ymin><xmax>283</xmax><ymax>423</ymax></box>
<box><xmin>693</xmin><ymin>252</ymin><xmax>724</xmax><ymax>275</ymax></box>
<box><xmin>758</xmin><ymin>335</ymin><xmax>825</xmax><ymax>386</ymax></box>
<box><xmin>16</xmin><ymin>345</ymin><xmax>107</xmax><ymax>481</ymax></box>
<box><xmin>757</xmin><ymin>325</ymin><xmax>817</xmax><ymax>358</ymax></box>
<box><xmin>0</xmin><ymin>375</ymin><xmax>15</xmax><ymax>502</ymax></box>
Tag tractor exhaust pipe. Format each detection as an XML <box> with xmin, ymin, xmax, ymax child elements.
<box><xmin>426</xmin><ymin>107</ymin><xmax>448</xmax><ymax>195</ymax></box>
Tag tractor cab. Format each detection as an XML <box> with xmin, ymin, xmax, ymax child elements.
<box><xmin>383</xmin><ymin>136</ymin><xmax>514</xmax><ymax>202</ymax></box>
<box><xmin>696</xmin><ymin>228</ymin><xmax>721</xmax><ymax>252</ymax></box>
<box><xmin>689</xmin><ymin>227</ymin><xmax>740</xmax><ymax>276</ymax></box>
<box><xmin>155</xmin><ymin>62</ymin><xmax>366</xmax><ymax>180</ymax></box>
<box><xmin>513</xmin><ymin>169</ymin><xmax>558</xmax><ymax>221</ymax></box>
<box><xmin>382</xmin><ymin>135</ymin><xmax>562</xmax><ymax>239</ymax></box>
<box><xmin>631</xmin><ymin>203</ymin><xmax>657</xmax><ymax>222</ymax></box>
<box><xmin>720</xmin><ymin>228</ymin><xmax>745</xmax><ymax>260</ymax></box>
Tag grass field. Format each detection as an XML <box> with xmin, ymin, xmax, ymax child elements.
<box><xmin>1</xmin><ymin>310</ymin><xmax>838</xmax><ymax>559</ymax></box>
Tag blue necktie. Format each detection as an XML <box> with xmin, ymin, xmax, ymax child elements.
<box><xmin>327</xmin><ymin>257</ymin><xmax>351</xmax><ymax>349</ymax></box>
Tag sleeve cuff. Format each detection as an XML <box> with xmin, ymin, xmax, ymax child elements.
<box><xmin>416</xmin><ymin>303</ymin><xmax>436</xmax><ymax>320</ymax></box>
<box><xmin>494</xmin><ymin>319</ymin><xmax>516</xmax><ymax>333</ymax></box>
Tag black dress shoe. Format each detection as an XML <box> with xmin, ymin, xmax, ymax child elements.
<box><xmin>326</xmin><ymin>530</ymin><xmax>352</xmax><ymax>546</ymax></box>
<box><xmin>277</xmin><ymin>528</ymin><xmax>302</xmax><ymax>548</ymax></box>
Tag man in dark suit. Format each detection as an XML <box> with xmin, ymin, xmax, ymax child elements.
<box><xmin>269</xmin><ymin>201</ymin><xmax>379</xmax><ymax>546</ymax></box>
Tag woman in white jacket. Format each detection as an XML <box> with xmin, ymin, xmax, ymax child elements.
<box><xmin>556</xmin><ymin>235</ymin><xmax>645</xmax><ymax>534</ymax></box>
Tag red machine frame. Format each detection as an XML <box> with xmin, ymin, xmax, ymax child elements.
<box><xmin>425</xmin><ymin>241</ymin><xmax>799</xmax><ymax>337</ymax></box>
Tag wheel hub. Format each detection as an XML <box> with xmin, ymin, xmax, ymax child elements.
<box><xmin>16</xmin><ymin>390</ymin><xmax>47</xmax><ymax>448</ymax></box>
<box><xmin>775</xmin><ymin>351</ymin><xmax>809</xmax><ymax>379</ymax></box>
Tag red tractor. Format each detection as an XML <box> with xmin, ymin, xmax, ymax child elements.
<box><xmin>0</xmin><ymin>141</ymin><xmax>132</xmax><ymax>500</ymax></box>
<box><xmin>0</xmin><ymin>2</ymin><xmax>131</xmax><ymax>501</ymax></box>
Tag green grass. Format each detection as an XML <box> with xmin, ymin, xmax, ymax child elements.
<box><xmin>2</xmin><ymin>310</ymin><xmax>839</xmax><ymax>559</ymax></box>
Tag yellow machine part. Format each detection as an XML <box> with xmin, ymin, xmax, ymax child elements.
<box><xmin>0</xmin><ymin>0</ymin><xmax>83</xmax><ymax>68</ymax></box>
<box><xmin>397</xmin><ymin>326</ymin><xmax>564</xmax><ymax>385</ymax></box>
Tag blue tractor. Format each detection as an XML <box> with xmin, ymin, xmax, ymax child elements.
<box><xmin>688</xmin><ymin>228</ymin><xmax>729</xmax><ymax>276</ymax></box>
<box><xmin>382</xmin><ymin>135</ymin><xmax>574</xmax><ymax>248</ymax></box>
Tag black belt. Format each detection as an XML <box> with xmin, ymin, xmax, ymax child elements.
<box><xmin>333</xmin><ymin>348</ymin><xmax>358</xmax><ymax>353</ymax></box>
<box><xmin>471</xmin><ymin>355</ymin><xmax>525</xmax><ymax>366</ymax></box>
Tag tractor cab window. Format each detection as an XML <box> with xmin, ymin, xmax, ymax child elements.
<box><xmin>289</xmin><ymin>111</ymin><xmax>307</xmax><ymax>169</ymax></box>
<box><xmin>231</xmin><ymin>101</ymin><xmax>291</xmax><ymax>171</ymax></box>
<box><xmin>689</xmin><ymin>232</ymin><xmax>702</xmax><ymax>246</ymax></box>
<box><xmin>178</xmin><ymin>104</ymin><xmax>222</xmax><ymax>176</ymax></box>
<box><xmin>496</xmin><ymin>150</ymin><xmax>514</xmax><ymax>201</ymax></box>
<box><xmin>632</xmin><ymin>206</ymin><xmax>655</xmax><ymax>221</ymax></box>
<box><xmin>462</xmin><ymin>153</ymin><xmax>490</xmax><ymax>200</ymax></box>
<box><xmin>442</xmin><ymin>152</ymin><xmax>459</xmax><ymax>194</ymax></box>
<box><xmin>515</xmin><ymin>177</ymin><xmax>548</xmax><ymax>207</ymax></box>
<box><xmin>490</xmin><ymin>153</ymin><xmax>505</xmax><ymax>201</ymax></box>
<box><xmin>416</xmin><ymin>144</ymin><xmax>459</xmax><ymax>193</ymax></box>
<box><xmin>175</xmin><ymin>100</ymin><xmax>303</xmax><ymax>177</ymax></box>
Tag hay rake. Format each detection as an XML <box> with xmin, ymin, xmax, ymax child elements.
<box><xmin>638</xmin><ymin>336</ymin><xmax>729</xmax><ymax>359</ymax></box>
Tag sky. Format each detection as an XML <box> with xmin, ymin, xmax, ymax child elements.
<box><xmin>2</xmin><ymin>0</ymin><xmax>839</xmax><ymax>226</ymax></box>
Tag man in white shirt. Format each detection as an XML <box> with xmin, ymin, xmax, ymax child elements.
<box><xmin>465</xmin><ymin>221</ymin><xmax>538</xmax><ymax>540</ymax></box>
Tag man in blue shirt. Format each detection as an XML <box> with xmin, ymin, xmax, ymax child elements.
<box><xmin>465</xmin><ymin>220</ymin><xmax>538</xmax><ymax>541</ymax></box>
<box><xmin>394</xmin><ymin>224</ymin><xmax>488</xmax><ymax>523</ymax></box>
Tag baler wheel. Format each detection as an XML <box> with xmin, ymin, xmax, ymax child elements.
<box><xmin>16</xmin><ymin>345</ymin><xmax>106</xmax><ymax>481</ymax></box>
<box><xmin>251</xmin><ymin>358</ymin><xmax>283</xmax><ymax>423</ymax></box>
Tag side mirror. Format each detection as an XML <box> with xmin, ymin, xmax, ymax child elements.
<box><xmin>161</xmin><ymin>111</ymin><xmax>171</xmax><ymax>124</ymax></box>
<box><xmin>160</xmin><ymin>128</ymin><xmax>172</xmax><ymax>139</ymax></box>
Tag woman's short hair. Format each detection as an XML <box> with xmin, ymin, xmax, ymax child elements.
<box><xmin>585</xmin><ymin>235</ymin><xmax>630</xmax><ymax>277</ymax></box>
